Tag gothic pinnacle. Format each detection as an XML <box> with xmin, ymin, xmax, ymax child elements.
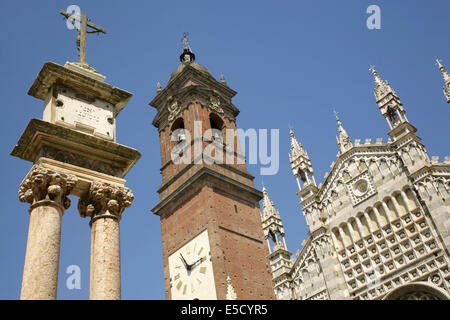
<box><xmin>333</xmin><ymin>109</ymin><xmax>352</xmax><ymax>153</ymax></box>
<box><xmin>436</xmin><ymin>58</ymin><xmax>450</xmax><ymax>83</ymax></box>
<box><xmin>369</xmin><ymin>65</ymin><xmax>383</xmax><ymax>85</ymax></box>
<box><xmin>261</xmin><ymin>186</ymin><xmax>280</xmax><ymax>219</ymax></box>
<box><xmin>436</xmin><ymin>59</ymin><xmax>450</xmax><ymax>104</ymax></box>
<box><xmin>289</xmin><ymin>128</ymin><xmax>306</xmax><ymax>159</ymax></box>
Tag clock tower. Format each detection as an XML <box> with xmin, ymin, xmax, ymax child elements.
<box><xmin>150</xmin><ymin>39</ymin><xmax>275</xmax><ymax>300</ymax></box>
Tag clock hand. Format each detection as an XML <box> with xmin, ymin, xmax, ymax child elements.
<box><xmin>179</xmin><ymin>253</ymin><xmax>191</xmax><ymax>270</ymax></box>
<box><xmin>190</xmin><ymin>256</ymin><xmax>206</xmax><ymax>269</ymax></box>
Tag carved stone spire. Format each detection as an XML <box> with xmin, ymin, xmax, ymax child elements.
<box><xmin>436</xmin><ymin>59</ymin><xmax>450</xmax><ymax>103</ymax></box>
<box><xmin>261</xmin><ymin>185</ymin><xmax>288</xmax><ymax>254</ymax></box>
<box><xmin>370</xmin><ymin>65</ymin><xmax>396</xmax><ymax>100</ymax></box>
<box><xmin>262</xmin><ymin>185</ymin><xmax>281</xmax><ymax>220</ymax></box>
<box><xmin>289</xmin><ymin>129</ymin><xmax>316</xmax><ymax>189</ymax></box>
<box><xmin>19</xmin><ymin>165</ymin><xmax>77</xmax><ymax>210</ymax></box>
<box><xmin>289</xmin><ymin>129</ymin><xmax>307</xmax><ymax>162</ymax></box>
<box><xmin>334</xmin><ymin>110</ymin><xmax>353</xmax><ymax>153</ymax></box>
<box><xmin>369</xmin><ymin>66</ymin><xmax>407</xmax><ymax>130</ymax></box>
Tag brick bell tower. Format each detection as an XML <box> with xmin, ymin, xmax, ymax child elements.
<box><xmin>149</xmin><ymin>36</ymin><xmax>275</xmax><ymax>300</ymax></box>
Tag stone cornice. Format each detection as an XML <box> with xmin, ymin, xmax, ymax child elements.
<box><xmin>387</xmin><ymin>121</ymin><xmax>417</xmax><ymax>137</ymax></box>
<box><xmin>157</xmin><ymin>150</ymin><xmax>254</xmax><ymax>195</ymax></box>
<box><xmin>150</xmin><ymin>64</ymin><xmax>236</xmax><ymax>108</ymax></box>
<box><xmin>268</xmin><ymin>247</ymin><xmax>293</xmax><ymax>260</ymax></box>
<box><xmin>11</xmin><ymin>119</ymin><xmax>141</xmax><ymax>178</ymax></box>
<box><xmin>152</xmin><ymin>166</ymin><xmax>262</xmax><ymax>215</ymax></box>
<box><xmin>28</xmin><ymin>62</ymin><xmax>132</xmax><ymax>117</ymax></box>
<box><xmin>151</xmin><ymin>86</ymin><xmax>240</xmax><ymax>130</ymax></box>
<box><xmin>410</xmin><ymin>163</ymin><xmax>450</xmax><ymax>184</ymax></box>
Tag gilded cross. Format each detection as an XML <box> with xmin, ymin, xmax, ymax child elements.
<box><xmin>60</xmin><ymin>9</ymin><xmax>107</xmax><ymax>65</ymax></box>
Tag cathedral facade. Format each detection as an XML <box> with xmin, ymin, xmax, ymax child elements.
<box><xmin>262</xmin><ymin>64</ymin><xmax>450</xmax><ymax>300</ymax></box>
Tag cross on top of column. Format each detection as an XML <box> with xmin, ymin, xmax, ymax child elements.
<box><xmin>60</xmin><ymin>9</ymin><xmax>107</xmax><ymax>67</ymax></box>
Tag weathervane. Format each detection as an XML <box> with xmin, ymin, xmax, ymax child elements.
<box><xmin>60</xmin><ymin>9</ymin><xmax>107</xmax><ymax>66</ymax></box>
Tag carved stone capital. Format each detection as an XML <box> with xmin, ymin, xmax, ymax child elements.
<box><xmin>78</xmin><ymin>182</ymin><xmax>134</xmax><ymax>223</ymax></box>
<box><xmin>18</xmin><ymin>165</ymin><xmax>77</xmax><ymax>211</ymax></box>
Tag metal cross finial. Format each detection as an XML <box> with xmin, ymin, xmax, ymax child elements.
<box><xmin>60</xmin><ymin>9</ymin><xmax>107</xmax><ymax>66</ymax></box>
<box><xmin>435</xmin><ymin>58</ymin><xmax>443</xmax><ymax>67</ymax></box>
<box><xmin>369</xmin><ymin>65</ymin><xmax>376</xmax><ymax>73</ymax></box>
<box><xmin>333</xmin><ymin>108</ymin><xmax>339</xmax><ymax>120</ymax></box>
<box><xmin>182</xmin><ymin>32</ymin><xmax>191</xmax><ymax>51</ymax></box>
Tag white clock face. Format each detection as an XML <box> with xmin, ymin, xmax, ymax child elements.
<box><xmin>168</xmin><ymin>230</ymin><xmax>217</xmax><ymax>300</ymax></box>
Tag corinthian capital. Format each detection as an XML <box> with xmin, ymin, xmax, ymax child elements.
<box><xmin>18</xmin><ymin>165</ymin><xmax>77</xmax><ymax>210</ymax></box>
<box><xmin>78</xmin><ymin>182</ymin><xmax>134</xmax><ymax>222</ymax></box>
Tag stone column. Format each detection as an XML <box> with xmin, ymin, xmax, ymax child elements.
<box><xmin>363</xmin><ymin>211</ymin><xmax>375</xmax><ymax>233</ymax></box>
<box><xmin>390</xmin><ymin>196</ymin><xmax>403</xmax><ymax>218</ymax></box>
<box><xmin>266</xmin><ymin>238</ymin><xmax>272</xmax><ymax>254</ymax></box>
<box><xmin>331</xmin><ymin>229</ymin><xmax>342</xmax><ymax>252</ymax></box>
<box><xmin>355</xmin><ymin>216</ymin><xmax>368</xmax><ymax>238</ymax></box>
<box><xmin>18</xmin><ymin>165</ymin><xmax>77</xmax><ymax>300</ymax></box>
<box><xmin>381</xmin><ymin>201</ymin><xmax>396</xmax><ymax>221</ymax></box>
<box><xmin>338</xmin><ymin>227</ymin><xmax>350</xmax><ymax>248</ymax></box>
<box><xmin>346</xmin><ymin>221</ymin><xmax>359</xmax><ymax>243</ymax></box>
<box><xmin>372</xmin><ymin>206</ymin><xmax>387</xmax><ymax>226</ymax></box>
<box><xmin>78</xmin><ymin>182</ymin><xmax>134</xmax><ymax>300</ymax></box>
<box><xmin>399</xmin><ymin>190</ymin><xmax>413</xmax><ymax>212</ymax></box>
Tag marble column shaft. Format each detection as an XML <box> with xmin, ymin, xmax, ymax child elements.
<box><xmin>19</xmin><ymin>165</ymin><xmax>76</xmax><ymax>299</ymax></box>
<box><xmin>78</xmin><ymin>181</ymin><xmax>134</xmax><ymax>300</ymax></box>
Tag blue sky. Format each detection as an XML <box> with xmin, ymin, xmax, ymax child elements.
<box><xmin>0</xmin><ymin>0</ymin><xmax>449</xmax><ymax>299</ymax></box>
